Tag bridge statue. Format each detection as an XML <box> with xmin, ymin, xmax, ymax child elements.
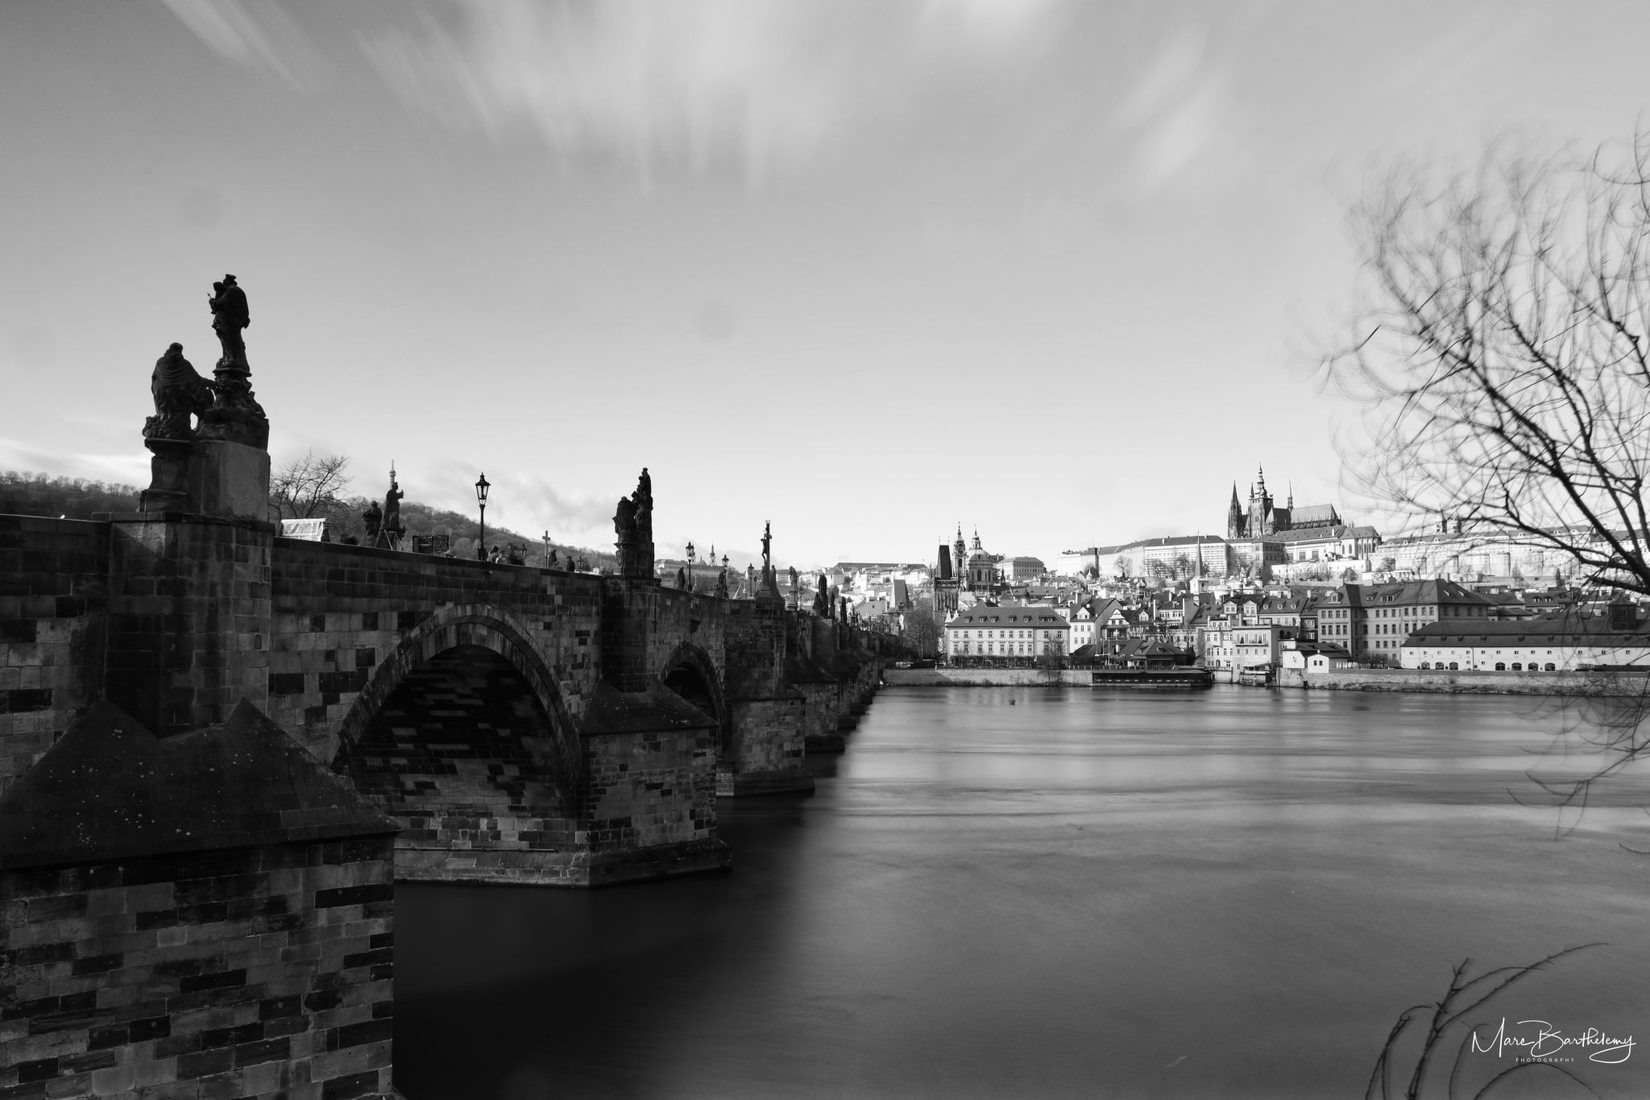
<box><xmin>613</xmin><ymin>467</ymin><xmax>655</xmax><ymax>579</ymax></box>
<box><xmin>379</xmin><ymin>466</ymin><xmax>405</xmax><ymax>549</ymax></box>
<box><xmin>362</xmin><ymin>500</ymin><xmax>382</xmax><ymax>544</ymax></box>
<box><xmin>197</xmin><ymin>274</ymin><xmax>267</xmax><ymax>448</ymax></box>
<box><xmin>208</xmin><ymin>274</ymin><xmax>250</xmax><ymax>368</ymax></box>
<box><xmin>144</xmin><ymin>343</ymin><xmax>215</xmax><ymax>441</ymax></box>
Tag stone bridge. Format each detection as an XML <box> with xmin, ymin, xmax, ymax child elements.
<box><xmin>1</xmin><ymin>458</ymin><xmax>887</xmax><ymax>888</ymax></box>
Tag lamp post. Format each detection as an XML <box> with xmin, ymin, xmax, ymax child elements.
<box><xmin>686</xmin><ymin>541</ymin><xmax>695</xmax><ymax>590</ymax></box>
<box><xmin>475</xmin><ymin>473</ymin><xmax>490</xmax><ymax>561</ymax></box>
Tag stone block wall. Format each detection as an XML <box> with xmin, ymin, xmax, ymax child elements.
<box><xmin>719</xmin><ymin>697</ymin><xmax>810</xmax><ymax>796</ymax></box>
<box><xmin>0</xmin><ymin>837</ymin><xmax>395</xmax><ymax>1100</ymax></box>
<box><xmin>794</xmin><ymin>680</ymin><xmax>841</xmax><ymax>753</ymax></box>
<box><xmin>347</xmin><ymin>647</ymin><xmax>577</xmax><ymax>878</ymax></box>
<box><xmin>716</xmin><ymin>603</ymin><xmax>813</xmax><ymax>795</ymax></box>
<box><xmin>649</xmin><ymin>587</ymin><xmax>726</xmax><ymax>683</ymax></box>
<box><xmin>0</xmin><ymin>517</ymin><xmax>109</xmax><ymax>795</ymax></box>
<box><xmin>268</xmin><ymin>541</ymin><xmax>602</xmax><ymax>763</ymax></box>
<box><xmin>103</xmin><ymin>515</ymin><xmax>273</xmax><ymax>739</ymax></box>
<box><xmin>584</xmin><ymin>726</ymin><xmax>717</xmax><ymax>852</ymax></box>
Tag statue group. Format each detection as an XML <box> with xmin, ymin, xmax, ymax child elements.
<box><xmin>146</xmin><ymin>275</ymin><xmax>265</xmax><ymax>448</ymax></box>
<box><xmin>361</xmin><ymin>467</ymin><xmax>406</xmax><ymax>550</ymax></box>
<box><xmin>613</xmin><ymin>468</ymin><xmax>654</xmax><ymax>579</ymax></box>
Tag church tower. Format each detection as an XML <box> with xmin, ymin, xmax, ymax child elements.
<box><xmin>1248</xmin><ymin>466</ymin><xmax>1275</xmax><ymax>537</ymax></box>
<box><xmin>1226</xmin><ymin>483</ymin><xmax>1244</xmax><ymax>539</ymax></box>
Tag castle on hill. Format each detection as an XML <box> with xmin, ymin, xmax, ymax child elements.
<box><xmin>1226</xmin><ymin>467</ymin><xmax>1341</xmax><ymax>539</ymax></box>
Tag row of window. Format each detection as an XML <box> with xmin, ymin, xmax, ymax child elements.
<box><xmin>1416</xmin><ymin>661</ymin><xmax>1558</xmax><ymax>671</ymax></box>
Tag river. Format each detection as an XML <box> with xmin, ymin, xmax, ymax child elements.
<box><xmin>394</xmin><ymin>686</ymin><xmax>1650</xmax><ymax>1099</ymax></box>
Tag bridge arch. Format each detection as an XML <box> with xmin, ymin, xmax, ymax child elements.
<box><xmin>659</xmin><ymin>640</ymin><xmax>728</xmax><ymax>749</ymax></box>
<box><xmin>332</xmin><ymin>603</ymin><xmax>583</xmax><ymax>806</ymax></box>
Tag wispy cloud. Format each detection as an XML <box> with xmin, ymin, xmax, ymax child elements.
<box><xmin>161</xmin><ymin>0</ymin><xmax>331</xmax><ymax>91</ymax></box>
<box><xmin>360</xmin><ymin>0</ymin><xmax>1065</xmax><ymax>190</ymax></box>
<box><xmin>1109</xmin><ymin>26</ymin><xmax>1231</xmax><ymax>193</ymax></box>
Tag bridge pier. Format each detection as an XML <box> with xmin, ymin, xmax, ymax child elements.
<box><xmin>717</xmin><ymin>573</ymin><xmax>815</xmax><ymax>797</ymax></box>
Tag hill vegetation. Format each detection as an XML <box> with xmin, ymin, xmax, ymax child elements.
<box><xmin>0</xmin><ymin>471</ymin><xmax>139</xmax><ymax>518</ymax></box>
<box><xmin>0</xmin><ymin>467</ymin><xmax>617</xmax><ymax>572</ymax></box>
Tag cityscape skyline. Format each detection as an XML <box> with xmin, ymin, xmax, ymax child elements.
<box><xmin>8</xmin><ymin>2</ymin><xmax>1650</xmax><ymax>567</ymax></box>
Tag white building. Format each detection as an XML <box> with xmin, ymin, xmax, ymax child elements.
<box><xmin>1401</xmin><ymin>617</ymin><xmax>1650</xmax><ymax>671</ymax></box>
<box><xmin>943</xmin><ymin>603</ymin><xmax>1071</xmax><ymax>662</ymax></box>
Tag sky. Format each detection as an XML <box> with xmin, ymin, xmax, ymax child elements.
<box><xmin>6</xmin><ymin>1</ymin><xmax>1650</xmax><ymax>571</ymax></box>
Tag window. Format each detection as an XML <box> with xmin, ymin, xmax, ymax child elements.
<box><xmin>1448</xmin><ymin>662</ymin><xmax>1459</xmax><ymax>670</ymax></box>
<box><xmin>1545</xmin><ymin>662</ymin><xmax>1556</xmax><ymax>671</ymax></box>
<box><xmin>1494</xmin><ymin>662</ymin><xmax>1506</xmax><ymax>671</ymax></box>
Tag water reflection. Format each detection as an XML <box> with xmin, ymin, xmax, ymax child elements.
<box><xmin>396</xmin><ymin>686</ymin><xmax>1650</xmax><ymax>1099</ymax></box>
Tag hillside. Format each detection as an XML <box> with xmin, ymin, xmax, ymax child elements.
<box><xmin>0</xmin><ymin>470</ymin><xmax>617</xmax><ymax>571</ymax></box>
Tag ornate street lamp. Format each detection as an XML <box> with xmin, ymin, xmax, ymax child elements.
<box><xmin>686</xmin><ymin>541</ymin><xmax>695</xmax><ymax>589</ymax></box>
<box><xmin>475</xmin><ymin>473</ymin><xmax>490</xmax><ymax>561</ymax></box>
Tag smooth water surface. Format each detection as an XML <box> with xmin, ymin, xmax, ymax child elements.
<box><xmin>395</xmin><ymin>687</ymin><xmax>1650</xmax><ymax>1099</ymax></box>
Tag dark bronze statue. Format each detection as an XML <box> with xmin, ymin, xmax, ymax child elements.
<box><xmin>381</xmin><ymin>467</ymin><xmax>405</xmax><ymax>547</ymax></box>
<box><xmin>208</xmin><ymin>274</ymin><xmax>250</xmax><ymax>367</ymax></box>
<box><xmin>362</xmin><ymin>500</ymin><xmax>382</xmax><ymax>543</ymax></box>
<box><xmin>144</xmin><ymin>343</ymin><xmax>215</xmax><ymax>440</ymax></box>
<box><xmin>612</xmin><ymin>468</ymin><xmax>655</xmax><ymax>579</ymax></box>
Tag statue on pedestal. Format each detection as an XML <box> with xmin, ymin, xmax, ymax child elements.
<box><xmin>144</xmin><ymin>343</ymin><xmax>215</xmax><ymax>441</ymax></box>
<box><xmin>197</xmin><ymin>274</ymin><xmax>267</xmax><ymax>448</ymax></box>
<box><xmin>612</xmin><ymin>467</ymin><xmax>655</xmax><ymax>579</ymax></box>
<box><xmin>379</xmin><ymin>465</ymin><xmax>405</xmax><ymax>549</ymax></box>
<box><xmin>209</xmin><ymin>275</ymin><xmax>250</xmax><ymax>369</ymax></box>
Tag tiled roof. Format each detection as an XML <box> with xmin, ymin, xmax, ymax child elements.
<box><xmin>1406</xmin><ymin>616</ymin><xmax>1650</xmax><ymax>644</ymax></box>
<box><xmin>946</xmin><ymin>603</ymin><xmax>1071</xmax><ymax>627</ymax></box>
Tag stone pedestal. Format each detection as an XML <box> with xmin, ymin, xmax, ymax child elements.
<box><xmin>188</xmin><ymin>438</ymin><xmax>271</xmax><ymax>521</ymax></box>
<box><xmin>114</xmin><ymin>420</ymin><xmax>275</xmax><ymax>738</ymax></box>
<box><xmin>104</xmin><ymin>512</ymin><xmax>275</xmax><ymax>738</ymax></box>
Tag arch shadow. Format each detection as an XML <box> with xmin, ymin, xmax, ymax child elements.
<box><xmin>332</xmin><ymin>603</ymin><xmax>583</xmax><ymax>806</ymax></box>
<box><xmin>659</xmin><ymin>640</ymin><xmax>729</xmax><ymax>752</ymax></box>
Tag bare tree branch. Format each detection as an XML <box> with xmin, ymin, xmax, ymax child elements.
<box><xmin>270</xmin><ymin>451</ymin><xmax>352</xmax><ymax>521</ymax></box>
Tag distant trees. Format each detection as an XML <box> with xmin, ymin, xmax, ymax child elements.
<box><xmin>900</xmin><ymin>608</ymin><xmax>940</xmax><ymax>656</ymax></box>
<box><xmin>0</xmin><ymin>471</ymin><xmax>137</xmax><ymax>517</ymax></box>
<box><xmin>269</xmin><ymin>451</ymin><xmax>351</xmax><ymax>521</ymax></box>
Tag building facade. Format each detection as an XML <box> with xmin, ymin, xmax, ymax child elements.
<box><xmin>1401</xmin><ymin>617</ymin><xmax>1650</xmax><ymax>671</ymax></box>
<box><xmin>943</xmin><ymin>603</ymin><xmax>1071</xmax><ymax>663</ymax></box>
<box><xmin>1314</xmin><ymin>579</ymin><xmax>1495</xmax><ymax>662</ymax></box>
